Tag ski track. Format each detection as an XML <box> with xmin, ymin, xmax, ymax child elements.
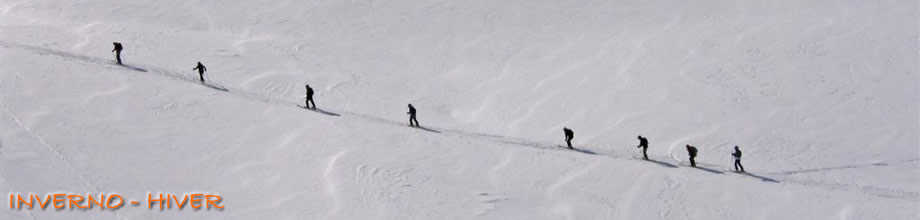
<box><xmin>546</xmin><ymin>161</ymin><xmax>600</xmax><ymax>197</ymax></box>
<box><xmin>1</xmin><ymin>108</ymin><xmax>130</xmax><ymax>220</ymax></box>
<box><xmin>662</xmin><ymin>176</ymin><xmax>688</xmax><ymax>220</ymax></box>
<box><xmin>768</xmin><ymin>158</ymin><xmax>920</xmax><ymax>175</ymax></box>
<box><xmin>544</xmin><ymin>160</ymin><xmax>601</xmax><ymax>219</ymax></box>
<box><xmin>614</xmin><ymin>172</ymin><xmax>650</xmax><ymax>219</ymax></box>
<box><xmin>322</xmin><ymin>150</ymin><xmax>347</xmax><ymax>219</ymax></box>
<box><xmin>0</xmin><ymin>172</ymin><xmax>38</xmax><ymax>220</ymax></box>
<box><xmin>778</xmin><ymin>176</ymin><xmax>920</xmax><ymax>202</ymax></box>
<box><xmin>2</xmin><ymin>41</ymin><xmax>918</xmax><ymax>203</ymax></box>
<box><xmin>487</xmin><ymin>150</ymin><xmax>513</xmax><ymax>185</ymax></box>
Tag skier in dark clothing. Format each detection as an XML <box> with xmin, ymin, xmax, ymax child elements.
<box><xmin>407</xmin><ymin>104</ymin><xmax>419</xmax><ymax>127</ymax></box>
<box><xmin>732</xmin><ymin>146</ymin><xmax>745</xmax><ymax>172</ymax></box>
<box><xmin>563</xmin><ymin>127</ymin><xmax>574</xmax><ymax>149</ymax></box>
<box><xmin>305</xmin><ymin>84</ymin><xmax>315</xmax><ymax>109</ymax></box>
<box><xmin>192</xmin><ymin>62</ymin><xmax>207</xmax><ymax>82</ymax></box>
<box><xmin>686</xmin><ymin>145</ymin><xmax>698</xmax><ymax>167</ymax></box>
<box><xmin>636</xmin><ymin>135</ymin><xmax>649</xmax><ymax>160</ymax></box>
<box><xmin>112</xmin><ymin>42</ymin><xmax>123</xmax><ymax>65</ymax></box>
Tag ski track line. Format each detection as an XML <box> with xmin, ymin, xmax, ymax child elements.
<box><xmin>4</xmin><ymin>41</ymin><xmax>918</xmax><ymax>202</ymax></box>
<box><xmin>544</xmin><ymin>160</ymin><xmax>601</xmax><ymax>219</ymax></box>
<box><xmin>0</xmin><ymin>172</ymin><xmax>38</xmax><ymax>220</ymax></box>
<box><xmin>546</xmin><ymin>160</ymin><xmax>600</xmax><ymax>197</ymax></box>
<box><xmin>614</xmin><ymin>172</ymin><xmax>650</xmax><ymax>220</ymax></box>
<box><xmin>0</xmin><ymin>108</ymin><xmax>98</xmax><ymax>190</ymax></box>
<box><xmin>776</xmin><ymin>175</ymin><xmax>920</xmax><ymax>202</ymax></box>
<box><xmin>322</xmin><ymin>150</ymin><xmax>347</xmax><ymax>219</ymax></box>
<box><xmin>768</xmin><ymin>158</ymin><xmax>920</xmax><ymax>175</ymax></box>
<box><xmin>487</xmin><ymin>150</ymin><xmax>513</xmax><ymax>185</ymax></box>
<box><xmin>1</xmin><ymin>108</ymin><xmax>130</xmax><ymax>220</ymax></box>
<box><xmin>664</xmin><ymin>176</ymin><xmax>689</xmax><ymax>220</ymax></box>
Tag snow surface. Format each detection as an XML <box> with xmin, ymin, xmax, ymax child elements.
<box><xmin>1</xmin><ymin>0</ymin><xmax>918</xmax><ymax>219</ymax></box>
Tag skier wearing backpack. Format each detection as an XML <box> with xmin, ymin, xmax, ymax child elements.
<box><xmin>732</xmin><ymin>146</ymin><xmax>745</xmax><ymax>172</ymax></box>
<box><xmin>112</xmin><ymin>42</ymin><xmax>123</xmax><ymax>65</ymax></box>
<box><xmin>305</xmin><ymin>84</ymin><xmax>316</xmax><ymax>109</ymax></box>
<box><xmin>407</xmin><ymin>104</ymin><xmax>419</xmax><ymax>127</ymax></box>
<box><xmin>686</xmin><ymin>145</ymin><xmax>698</xmax><ymax>167</ymax></box>
<box><xmin>192</xmin><ymin>62</ymin><xmax>207</xmax><ymax>82</ymax></box>
<box><xmin>636</xmin><ymin>135</ymin><xmax>649</xmax><ymax>160</ymax></box>
<box><xmin>563</xmin><ymin>127</ymin><xmax>574</xmax><ymax>149</ymax></box>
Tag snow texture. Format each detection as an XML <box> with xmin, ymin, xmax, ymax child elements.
<box><xmin>1</xmin><ymin>0</ymin><xmax>918</xmax><ymax>219</ymax></box>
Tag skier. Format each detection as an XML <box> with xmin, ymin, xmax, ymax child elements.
<box><xmin>305</xmin><ymin>84</ymin><xmax>316</xmax><ymax>109</ymax></box>
<box><xmin>686</xmin><ymin>144</ymin><xmax>698</xmax><ymax>167</ymax></box>
<box><xmin>732</xmin><ymin>146</ymin><xmax>745</xmax><ymax>172</ymax></box>
<box><xmin>407</xmin><ymin>104</ymin><xmax>419</xmax><ymax>127</ymax></box>
<box><xmin>112</xmin><ymin>42</ymin><xmax>123</xmax><ymax>65</ymax></box>
<box><xmin>192</xmin><ymin>62</ymin><xmax>207</xmax><ymax>83</ymax></box>
<box><xmin>636</xmin><ymin>135</ymin><xmax>649</xmax><ymax>160</ymax></box>
<box><xmin>563</xmin><ymin>127</ymin><xmax>574</xmax><ymax>149</ymax></box>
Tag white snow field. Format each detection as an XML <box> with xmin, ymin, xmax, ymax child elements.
<box><xmin>1</xmin><ymin>0</ymin><xmax>918</xmax><ymax>219</ymax></box>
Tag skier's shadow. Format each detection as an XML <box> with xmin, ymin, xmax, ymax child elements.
<box><xmin>312</xmin><ymin>108</ymin><xmax>341</xmax><ymax>117</ymax></box>
<box><xmin>299</xmin><ymin>106</ymin><xmax>341</xmax><ymax>117</ymax></box>
<box><xmin>740</xmin><ymin>172</ymin><xmax>780</xmax><ymax>183</ymax></box>
<box><xmin>202</xmin><ymin>83</ymin><xmax>229</xmax><ymax>92</ymax></box>
<box><xmin>415</xmin><ymin>126</ymin><xmax>441</xmax><ymax>133</ymax></box>
<box><xmin>645</xmin><ymin>159</ymin><xmax>678</xmax><ymax>168</ymax></box>
<box><xmin>571</xmin><ymin>148</ymin><xmax>597</xmax><ymax>155</ymax></box>
<box><xmin>119</xmin><ymin>64</ymin><xmax>148</xmax><ymax>72</ymax></box>
<box><xmin>693</xmin><ymin>166</ymin><xmax>725</xmax><ymax>174</ymax></box>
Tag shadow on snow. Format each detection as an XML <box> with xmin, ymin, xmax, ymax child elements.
<box><xmin>414</xmin><ymin>126</ymin><xmax>441</xmax><ymax>133</ymax></box>
<box><xmin>692</xmin><ymin>166</ymin><xmax>725</xmax><ymax>174</ymax></box>
<box><xmin>645</xmin><ymin>159</ymin><xmax>679</xmax><ymax>168</ymax></box>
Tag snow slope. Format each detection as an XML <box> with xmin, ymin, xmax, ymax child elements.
<box><xmin>1</xmin><ymin>0</ymin><xmax>918</xmax><ymax>219</ymax></box>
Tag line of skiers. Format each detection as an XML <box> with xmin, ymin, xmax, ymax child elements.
<box><xmin>566</xmin><ymin>129</ymin><xmax>745</xmax><ymax>172</ymax></box>
<box><xmin>113</xmin><ymin>42</ymin><xmax>747</xmax><ymax>172</ymax></box>
<box><xmin>302</xmin><ymin>82</ymin><xmax>418</xmax><ymax>128</ymax></box>
<box><xmin>112</xmin><ymin>42</ymin><xmax>210</xmax><ymax>83</ymax></box>
<box><xmin>113</xmin><ymin>43</ymin><xmax>419</xmax><ymax>126</ymax></box>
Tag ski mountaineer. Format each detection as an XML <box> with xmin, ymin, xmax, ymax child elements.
<box><xmin>112</xmin><ymin>42</ymin><xmax>123</xmax><ymax>65</ymax></box>
<box><xmin>686</xmin><ymin>145</ymin><xmax>698</xmax><ymax>167</ymax></box>
<box><xmin>732</xmin><ymin>146</ymin><xmax>745</xmax><ymax>172</ymax></box>
<box><xmin>192</xmin><ymin>62</ymin><xmax>207</xmax><ymax>83</ymax></box>
<box><xmin>305</xmin><ymin>84</ymin><xmax>316</xmax><ymax>109</ymax></box>
<box><xmin>636</xmin><ymin>135</ymin><xmax>649</xmax><ymax>160</ymax></box>
<box><xmin>563</xmin><ymin>127</ymin><xmax>574</xmax><ymax>149</ymax></box>
<box><xmin>407</xmin><ymin>104</ymin><xmax>419</xmax><ymax>127</ymax></box>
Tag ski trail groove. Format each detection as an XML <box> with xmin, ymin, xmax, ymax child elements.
<box><xmin>322</xmin><ymin>150</ymin><xmax>347</xmax><ymax>219</ymax></box>
<box><xmin>487</xmin><ymin>150</ymin><xmax>513</xmax><ymax>185</ymax></box>
<box><xmin>2</xmin><ymin>108</ymin><xmax>99</xmax><ymax>192</ymax></box>
<box><xmin>768</xmin><ymin>158</ymin><xmax>920</xmax><ymax>175</ymax></box>
<box><xmin>1</xmin><ymin>107</ymin><xmax>130</xmax><ymax>220</ymax></box>
<box><xmin>614</xmin><ymin>172</ymin><xmax>650</xmax><ymax>219</ymax></box>
<box><xmin>543</xmin><ymin>160</ymin><xmax>601</xmax><ymax>219</ymax></box>
<box><xmin>0</xmin><ymin>172</ymin><xmax>38</xmax><ymax>220</ymax></box>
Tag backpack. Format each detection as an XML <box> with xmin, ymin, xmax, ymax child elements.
<box><xmin>113</xmin><ymin>42</ymin><xmax>123</xmax><ymax>50</ymax></box>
